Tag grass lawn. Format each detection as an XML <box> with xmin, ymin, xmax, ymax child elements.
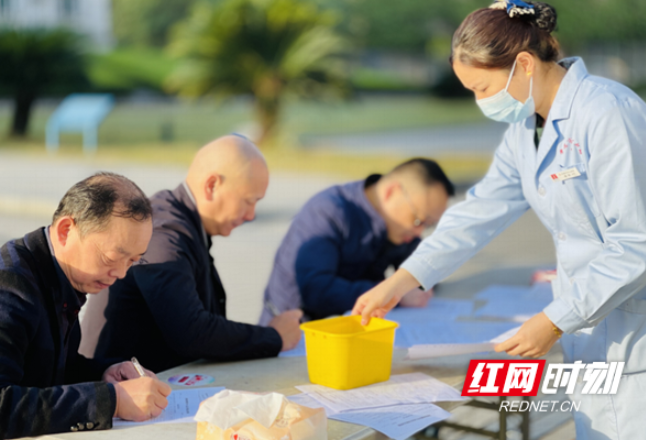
<box><xmin>0</xmin><ymin>95</ymin><xmax>492</xmax><ymax>184</ymax></box>
<box><xmin>0</xmin><ymin>95</ymin><xmax>487</xmax><ymax>145</ymax></box>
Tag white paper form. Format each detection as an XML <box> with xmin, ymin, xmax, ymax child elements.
<box><xmin>474</xmin><ymin>285</ymin><xmax>533</xmax><ymax>301</ymax></box>
<box><xmin>113</xmin><ymin>386</ymin><xmax>225</xmax><ymax>427</ymax></box>
<box><xmin>288</xmin><ymin>393</ymin><xmax>338</xmax><ymax>416</ymax></box>
<box><xmin>406</xmin><ymin>326</ymin><xmax>520</xmax><ymax>360</ymax></box>
<box><xmin>330</xmin><ymin>403</ymin><xmax>451</xmax><ymax>440</ymax></box>
<box><xmin>474</xmin><ymin>299</ymin><xmax>549</xmax><ymax>322</ymax></box>
<box><xmin>394</xmin><ymin>320</ymin><xmax>519</xmax><ymax>348</ymax></box>
<box><xmin>386</xmin><ymin>299</ymin><xmax>474</xmax><ymax>323</ymax></box>
<box><xmin>296</xmin><ymin>373</ymin><xmax>466</xmax><ymax>414</ymax></box>
<box><xmin>289</xmin><ymin>393</ymin><xmax>451</xmax><ymax>440</ymax></box>
<box><xmin>475</xmin><ymin>284</ymin><xmax>553</xmax><ymax>303</ymax></box>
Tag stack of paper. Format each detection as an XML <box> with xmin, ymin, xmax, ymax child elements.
<box><xmin>406</xmin><ymin>326</ymin><xmax>520</xmax><ymax>360</ymax></box>
<box><xmin>291</xmin><ymin>373</ymin><xmax>466</xmax><ymax>440</ymax></box>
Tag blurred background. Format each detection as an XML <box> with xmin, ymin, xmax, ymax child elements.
<box><xmin>2</xmin><ymin>0</ymin><xmax>646</xmax><ymax>176</ymax></box>
<box><xmin>2</xmin><ymin>1</ymin><xmax>644</xmax><ymax>438</ymax></box>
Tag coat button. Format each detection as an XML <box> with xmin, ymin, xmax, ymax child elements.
<box><xmin>538</xmin><ymin>186</ymin><xmax>546</xmax><ymax>196</ymax></box>
<box><xmin>558</xmin><ymin>232</ymin><xmax>567</xmax><ymax>241</ymax></box>
<box><xmin>86</xmin><ymin>422</ymin><xmax>95</xmax><ymax>429</ymax></box>
<box><xmin>70</xmin><ymin>426</ymin><xmax>79</xmax><ymax>432</ymax></box>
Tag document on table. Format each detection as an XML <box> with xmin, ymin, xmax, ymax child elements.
<box><xmin>289</xmin><ymin>393</ymin><xmax>450</xmax><ymax>440</ymax></box>
<box><xmin>394</xmin><ymin>319</ymin><xmax>518</xmax><ymax>348</ymax></box>
<box><xmin>406</xmin><ymin>326</ymin><xmax>520</xmax><ymax>360</ymax></box>
<box><xmin>474</xmin><ymin>299</ymin><xmax>550</xmax><ymax>322</ymax></box>
<box><xmin>475</xmin><ymin>284</ymin><xmax>553</xmax><ymax>303</ymax></box>
<box><xmin>295</xmin><ymin>373</ymin><xmax>466</xmax><ymax>414</ymax></box>
<box><xmin>330</xmin><ymin>403</ymin><xmax>451</xmax><ymax>440</ymax></box>
<box><xmin>113</xmin><ymin>386</ymin><xmax>225</xmax><ymax>427</ymax></box>
<box><xmin>386</xmin><ymin>299</ymin><xmax>474</xmax><ymax>323</ymax></box>
<box><xmin>288</xmin><ymin>392</ymin><xmax>338</xmax><ymax>416</ymax></box>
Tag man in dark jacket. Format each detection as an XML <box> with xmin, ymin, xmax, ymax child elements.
<box><xmin>259</xmin><ymin>158</ymin><xmax>455</xmax><ymax>324</ymax></box>
<box><xmin>95</xmin><ymin>135</ymin><xmax>302</xmax><ymax>373</ymax></box>
<box><xmin>0</xmin><ymin>172</ymin><xmax>171</xmax><ymax>439</ymax></box>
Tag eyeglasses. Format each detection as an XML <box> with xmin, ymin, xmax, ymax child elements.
<box><xmin>400</xmin><ymin>185</ymin><xmax>428</xmax><ymax>228</ymax></box>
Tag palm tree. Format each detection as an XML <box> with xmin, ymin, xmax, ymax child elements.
<box><xmin>0</xmin><ymin>29</ymin><xmax>87</xmax><ymax>138</ymax></box>
<box><xmin>166</xmin><ymin>0</ymin><xmax>348</xmax><ymax>145</ymax></box>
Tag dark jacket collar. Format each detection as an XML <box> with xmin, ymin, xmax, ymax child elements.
<box><xmin>30</xmin><ymin>227</ymin><xmax>85</xmax><ymax>310</ymax></box>
<box><xmin>23</xmin><ymin>228</ymin><xmax>61</xmax><ymax>294</ymax></box>
<box><xmin>354</xmin><ymin>174</ymin><xmax>388</xmax><ymax>238</ymax></box>
<box><xmin>172</xmin><ymin>183</ymin><xmax>210</xmax><ymax>248</ymax></box>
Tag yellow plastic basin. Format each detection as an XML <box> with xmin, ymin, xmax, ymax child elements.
<box><xmin>300</xmin><ymin>315</ymin><xmax>398</xmax><ymax>390</ymax></box>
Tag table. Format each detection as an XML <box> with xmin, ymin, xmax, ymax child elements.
<box><xmin>36</xmin><ymin>347</ymin><xmax>495</xmax><ymax>440</ymax></box>
<box><xmin>36</xmin><ymin>266</ymin><xmax>563</xmax><ymax>440</ymax></box>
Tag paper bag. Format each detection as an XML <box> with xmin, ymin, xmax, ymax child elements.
<box><xmin>195</xmin><ymin>390</ymin><xmax>327</xmax><ymax>440</ymax></box>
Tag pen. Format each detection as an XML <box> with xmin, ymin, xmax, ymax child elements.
<box><xmin>265</xmin><ymin>300</ymin><xmax>281</xmax><ymax>317</ymax></box>
<box><xmin>131</xmin><ymin>357</ymin><xmax>146</xmax><ymax>377</ymax></box>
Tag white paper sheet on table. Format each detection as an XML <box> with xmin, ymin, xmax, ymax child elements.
<box><xmin>475</xmin><ymin>284</ymin><xmax>553</xmax><ymax>303</ymax></box>
<box><xmin>406</xmin><ymin>326</ymin><xmax>521</xmax><ymax>360</ymax></box>
<box><xmin>113</xmin><ymin>386</ymin><xmax>225</xmax><ymax>427</ymax></box>
<box><xmin>385</xmin><ymin>299</ymin><xmax>474</xmax><ymax>323</ymax></box>
<box><xmin>289</xmin><ymin>393</ymin><xmax>451</xmax><ymax>440</ymax></box>
<box><xmin>474</xmin><ymin>299</ymin><xmax>549</xmax><ymax>322</ymax></box>
<box><xmin>394</xmin><ymin>320</ymin><xmax>518</xmax><ymax>348</ymax></box>
<box><xmin>330</xmin><ymin>403</ymin><xmax>451</xmax><ymax>440</ymax></box>
<box><xmin>295</xmin><ymin>373</ymin><xmax>466</xmax><ymax>414</ymax></box>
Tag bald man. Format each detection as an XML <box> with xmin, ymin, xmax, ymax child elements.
<box><xmin>260</xmin><ymin>158</ymin><xmax>455</xmax><ymax>324</ymax></box>
<box><xmin>94</xmin><ymin>136</ymin><xmax>302</xmax><ymax>373</ymax></box>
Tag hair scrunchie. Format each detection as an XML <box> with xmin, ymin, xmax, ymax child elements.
<box><xmin>489</xmin><ymin>0</ymin><xmax>535</xmax><ymax>18</ymax></box>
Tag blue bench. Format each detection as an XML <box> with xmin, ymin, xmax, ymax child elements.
<box><xmin>46</xmin><ymin>94</ymin><xmax>115</xmax><ymax>154</ymax></box>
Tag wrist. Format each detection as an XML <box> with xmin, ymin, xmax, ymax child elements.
<box><xmin>391</xmin><ymin>269</ymin><xmax>421</xmax><ymax>300</ymax></box>
<box><xmin>113</xmin><ymin>382</ymin><xmax>122</xmax><ymax>417</ymax></box>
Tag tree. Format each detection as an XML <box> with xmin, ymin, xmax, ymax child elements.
<box><xmin>166</xmin><ymin>0</ymin><xmax>348</xmax><ymax>145</ymax></box>
<box><xmin>112</xmin><ymin>0</ymin><xmax>198</xmax><ymax>48</ymax></box>
<box><xmin>0</xmin><ymin>29</ymin><xmax>88</xmax><ymax>138</ymax></box>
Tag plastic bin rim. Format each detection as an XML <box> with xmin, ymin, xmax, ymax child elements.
<box><xmin>300</xmin><ymin>316</ymin><xmax>399</xmax><ymax>338</ymax></box>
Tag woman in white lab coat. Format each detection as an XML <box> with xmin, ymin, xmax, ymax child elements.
<box><xmin>352</xmin><ymin>1</ymin><xmax>646</xmax><ymax>438</ymax></box>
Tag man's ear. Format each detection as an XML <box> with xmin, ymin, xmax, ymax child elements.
<box><xmin>54</xmin><ymin>217</ymin><xmax>74</xmax><ymax>246</ymax></box>
<box><xmin>204</xmin><ymin>174</ymin><xmax>223</xmax><ymax>201</ymax></box>
<box><xmin>383</xmin><ymin>181</ymin><xmax>399</xmax><ymax>202</ymax></box>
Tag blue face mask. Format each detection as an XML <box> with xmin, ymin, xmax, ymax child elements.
<box><xmin>476</xmin><ymin>60</ymin><xmax>535</xmax><ymax>123</ymax></box>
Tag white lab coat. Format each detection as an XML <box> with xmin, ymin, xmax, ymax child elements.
<box><xmin>401</xmin><ymin>58</ymin><xmax>646</xmax><ymax>439</ymax></box>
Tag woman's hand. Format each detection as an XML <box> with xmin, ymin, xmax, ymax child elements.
<box><xmin>352</xmin><ymin>269</ymin><xmax>421</xmax><ymax>325</ymax></box>
<box><xmin>494</xmin><ymin>312</ymin><xmax>562</xmax><ymax>357</ymax></box>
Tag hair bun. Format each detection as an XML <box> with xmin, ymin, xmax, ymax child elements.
<box><xmin>489</xmin><ymin>1</ymin><xmax>557</xmax><ymax>33</ymax></box>
<box><xmin>527</xmin><ymin>1</ymin><xmax>557</xmax><ymax>33</ymax></box>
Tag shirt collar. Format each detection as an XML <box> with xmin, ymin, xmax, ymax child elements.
<box><xmin>548</xmin><ymin>57</ymin><xmax>588</xmax><ymax>122</ymax></box>
<box><xmin>181</xmin><ymin>181</ymin><xmax>209</xmax><ymax>247</ymax></box>
<box><xmin>44</xmin><ymin>226</ymin><xmax>86</xmax><ymax>310</ymax></box>
<box><xmin>354</xmin><ymin>174</ymin><xmax>388</xmax><ymax>237</ymax></box>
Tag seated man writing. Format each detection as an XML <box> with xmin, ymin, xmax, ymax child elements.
<box><xmin>95</xmin><ymin>135</ymin><xmax>302</xmax><ymax>373</ymax></box>
<box><xmin>0</xmin><ymin>172</ymin><xmax>171</xmax><ymax>438</ymax></box>
<box><xmin>259</xmin><ymin>158</ymin><xmax>454</xmax><ymax>324</ymax></box>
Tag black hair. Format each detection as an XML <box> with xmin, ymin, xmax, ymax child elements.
<box><xmin>451</xmin><ymin>1</ymin><xmax>560</xmax><ymax>69</ymax></box>
<box><xmin>52</xmin><ymin>172</ymin><xmax>152</xmax><ymax>236</ymax></box>
<box><xmin>390</xmin><ymin>158</ymin><xmax>455</xmax><ymax>197</ymax></box>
